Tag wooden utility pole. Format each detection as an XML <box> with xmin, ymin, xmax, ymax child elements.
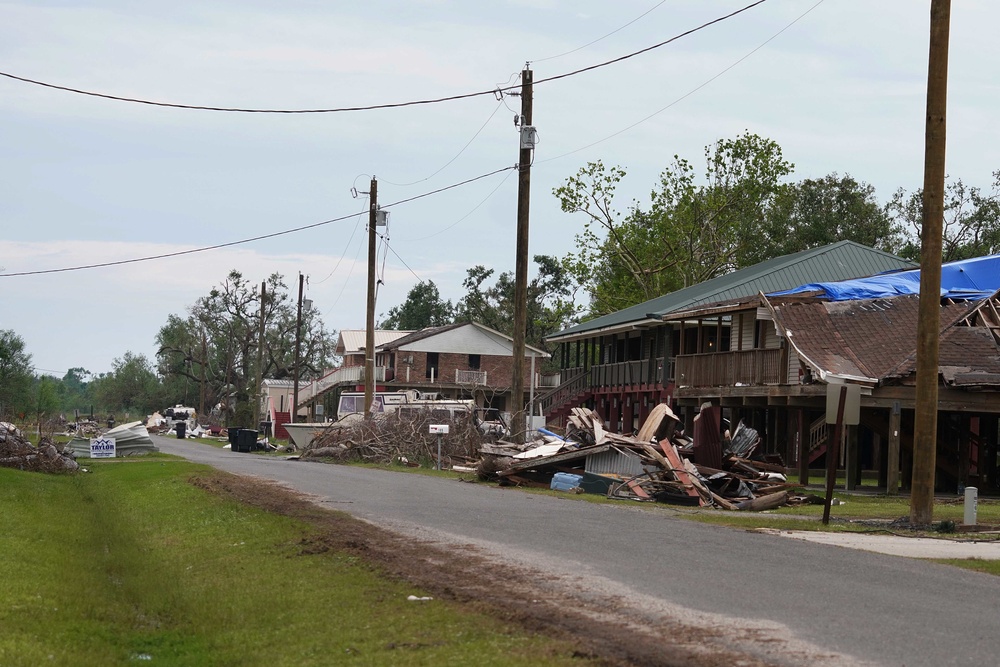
<box><xmin>365</xmin><ymin>177</ymin><xmax>378</xmax><ymax>419</ymax></box>
<box><xmin>510</xmin><ymin>66</ymin><xmax>533</xmax><ymax>442</ymax></box>
<box><xmin>911</xmin><ymin>0</ymin><xmax>951</xmax><ymax>526</ymax></box>
<box><xmin>253</xmin><ymin>280</ymin><xmax>267</xmax><ymax>431</ymax></box>
<box><xmin>292</xmin><ymin>272</ymin><xmax>304</xmax><ymax>425</ymax></box>
<box><xmin>199</xmin><ymin>329</ymin><xmax>207</xmax><ymax>419</ymax></box>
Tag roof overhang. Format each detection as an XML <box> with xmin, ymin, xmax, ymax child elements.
<box><xmin>545</xmin><ymin>318</ymin><xmax>661</xmax><ymax>344</ymax></box>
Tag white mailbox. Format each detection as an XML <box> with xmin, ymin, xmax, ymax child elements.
<box><xmin>429</xmin><ymin>424</ymin><xmax>449</xmax><ymax>435</ymax></box>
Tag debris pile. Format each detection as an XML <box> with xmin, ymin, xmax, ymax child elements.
<box><xmin>484</xmin><ymin>405</ymin><xmax>797</xmax><ymax>511</ymax></box>
<box><xmin>302</xmin><ymin>411</ymin><xmax>483</xmax><ymax>468</ymax></box>
<box><xmin>0</xmin><ymin>422</ymin><xmax>79</xmax><ymax>473</ymax></box>
<box><xmin>66</xmin><ymin>421</ymin><xmax>159</xmax><ymax>457</ymax></box>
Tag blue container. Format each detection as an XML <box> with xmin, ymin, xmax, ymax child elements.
<box><xmin>550</xmin><ymin>472</ymin><xmax>583</xmax><ymax>491</ymax></box>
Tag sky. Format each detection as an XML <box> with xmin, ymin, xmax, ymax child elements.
<box><xmin>2</xmin><ymin>0</ymin><xmax>998</xmax><ymax>379</ymax></box>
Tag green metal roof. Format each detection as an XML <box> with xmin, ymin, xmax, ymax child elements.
<box><xmin>548</xmin><ymin>241</ymin><xmax>915</xmax><ymax>342</ymax></box>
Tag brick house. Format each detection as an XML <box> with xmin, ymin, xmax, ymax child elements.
<box><xmin>376</xmin><ymin>321</ymin><xmax>549</xmax><ymax>414</ymax></box>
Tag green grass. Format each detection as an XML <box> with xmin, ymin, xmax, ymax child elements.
<box><xmin>0</xmin><ymin>461</ymin><xmax>594</xmax><ymax>667</ymax></box>
<box><xmin>935</xmin><ymin>558</ymin><xmax>1000</xmax><ymax>575</ymax></box>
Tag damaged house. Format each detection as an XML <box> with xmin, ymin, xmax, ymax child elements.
<box><xmin>293</xmin><ymin>321</ymin><xmax>548</xmax><ymax>423</ymax></box>
<box><xmin>662</xmin><ymin>252</ymin><xmax>1000</xmax><ymax>494</ymax></box>
<box><xmin>540</xmin><ymin>241</ymin><xmax>915</xmax><ymax>435</ymax></box>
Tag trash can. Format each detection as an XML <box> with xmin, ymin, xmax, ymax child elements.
<box><xmin>227</xmin><ymin>428</ymin><xmax>239</xmax><ymax>450</ymax></box>
<box><xmin>238</xmin><ymin>429</ymin><xmax>258</xmax><ymax>453</ymax></box>
<box><xmin>175</xmin><ymin>422</ymin><xmax>187</xmax><ymax>439</ymax></box>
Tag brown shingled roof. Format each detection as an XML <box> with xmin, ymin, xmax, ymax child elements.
<box><xmin>770</xmin><ymin>295</ymin><xmax>1000</xmax><ymax>385</ymax></box>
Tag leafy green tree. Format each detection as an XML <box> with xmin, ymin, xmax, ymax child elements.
<box><xmin>0</xmin><ymin>329</ymin><xmax>34</xmax><ymax>417</ymax></box>
<box><xmin>57</xmin><ymin>367</ymin><xmax>92</xmax><ymax>413</ymax></box>
<box><xmin>456</xmin><ymin>255</ymin><xmax>579</xmax><ymax>367</ymax></box>
<box><xmin>741</xmin><ymin>173</ymin><xmax>904</xmax><ymax>265</ymax></box>
<box><xmin>555</xmin><ymin>133</ymin><xmax>793</xmax><ymax>318</ymax></box>
<box><xmin>91</xmin><ymin>352</ymin><xmax>161</xmax><ymax>417</ymax></box>
<box><xmin>887</xmin><ymin>172</ymin><xmax>1000</xmax><ymax>262</ymax></box>
<box><xmin>379</xmin><ymin>280</ymin><xmax>454</xmax><ymax>330</ymax></box>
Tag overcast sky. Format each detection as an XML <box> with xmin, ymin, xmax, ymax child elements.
<box><xmin>2</xmin><ymin>0</ymin><xmax>997</xmax><ymax>378</ymax></box>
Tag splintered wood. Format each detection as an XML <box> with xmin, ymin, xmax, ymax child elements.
<box><xmin>487</xmin><ymin>405</ymin><xmax>798</xmax><ymax>511</ymax></box>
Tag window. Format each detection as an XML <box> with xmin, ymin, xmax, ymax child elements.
<box><xmin>468</xmin><ymin>354</ymin><xmax>481</xmax><ymax>370</ymax></box>
<box><xmin>426</xmin><ymin>352</ymin><xmax>439</xmax><ymax>379</ymax></box>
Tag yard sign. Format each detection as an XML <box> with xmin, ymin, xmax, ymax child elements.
<box><xmin>90</xmin><ymin>437</ymin><xmax>116</xmax><ymax>458</ymax></box>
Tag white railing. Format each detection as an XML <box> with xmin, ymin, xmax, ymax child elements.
<box><xmin>537</xmin><ymin>373</ymin><xmax>561</xmax><ymax>388</ymax></box>
<box><xmin>455</xmin><ymin>369</ymin><xmax>488</xmax><ymax>385</ymax></box>
<box><xmin>297</xmin><ymin>366</ymin><xmax>386</xmax><ymax>405</ymax></box>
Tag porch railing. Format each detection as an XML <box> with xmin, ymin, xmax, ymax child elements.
<box><xmin>589</xmin><ymin>357</ymin><xmax>668</xmax><ymax>388</ymax></box>
<box><xmin>673</xmin><ymin>348</ymin><xmax>785</xmax><ymax>388</ymax></box>
<box><xmin>455</xmin><ymin>369</ymin><xmax>488</xmax><ymax>385</ymax></box>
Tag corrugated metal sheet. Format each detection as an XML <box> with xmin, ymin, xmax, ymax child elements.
<box><xmin>336</xmin><ymin>330</ymin><xmax>414</xmax><ymax>355</ymax></box>
<box><xmin>585</xmin><ymin>447</ymin><xmax>653</xmax><ymax>478</ymax></box>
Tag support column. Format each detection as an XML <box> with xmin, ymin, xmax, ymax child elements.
<box><xmin>983</xmin><ymin>415</ymin><xmax>999</xmax><ymax>493</ymax></box>
<box><xmin>958</xmin><ymin>413</ymin><xmax>970</xmax><ymax>492</ymax></box>
<box><xmin>887</xmin><ymin>403</ymin><xmax>902</xmax><ymax>495</ymax></box>
<box><xmin>846</xmin><ymin>425</ymin><xmax>860</xmax><ymax>490</ymax></box>
<box><xmin>797</xmin><ymin>409</ymin><xmax>809</xmax><ymax>486</ymax></box>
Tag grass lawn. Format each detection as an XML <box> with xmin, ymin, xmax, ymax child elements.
<box><xmin>0</xmin><ymin>460</ymin><xmax>594</xmax><ymax>667</ymax></box>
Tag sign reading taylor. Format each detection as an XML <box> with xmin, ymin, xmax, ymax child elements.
<box><xmin>90</xmin><ymin>437</ymin><xmax>116</xmax><ymax>459</ymax></box>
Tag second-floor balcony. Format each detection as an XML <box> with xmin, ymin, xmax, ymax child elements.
<box><xmin>674</xmin><ymin>348</ymin><xmax>786</xmax><ymax>388</ymax></box>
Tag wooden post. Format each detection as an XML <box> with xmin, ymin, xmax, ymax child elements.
<box><xmin>888</xmin><ymin>402</ymin><xmax>902</xmax><ymax>494</ymax></box>
<box><xmin>365</xmin><ymin>177</ymin><xmax>377</xmax><ymax>419</ymax></box>
<box><xmin>958</xmin><ymin>413</ymin><xmax>970</xmax><ymax>492</ymax></box>
<box><xmin>797</xmin><ymin>408</ymin><xmax>809</xmax><ymax>486</ymax></box>
<box><xmin>292</xmin><ymin>272</ymin><xmax>304</xmax><ymax>425</ymax></box>
<box><xmin>823</xmin><ymin>386</ymin><xmax>848</xmax><ymax>525</ymax></box>
<box><xmin>253</xmin><ymin>280</ymin><xmax>266</xmax><ymax>430</ymax></box>
<box><xmin>911</xmin><ymin>0</ymin><xmax>951</xmax><ymax>526</ymax></box>
<box><xmin>510</xmin><ymin>65</ymin><xmax>533</xmax><ymax>442</ymax></box>
<box><xmin>846</xmin><ymin>425</ymin><xmax>860</xmax><ymax>490</ymax></box>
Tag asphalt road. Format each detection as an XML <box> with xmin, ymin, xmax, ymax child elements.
<box><xmin>153</xmin><ymin>435</ymin><xmax>1000</xmax><ymax>666</ymax></box>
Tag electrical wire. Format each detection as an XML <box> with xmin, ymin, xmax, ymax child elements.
<box><xmin>532</xmin><ymin>0</ymin><xmax>669</xmax><ymax>64</ymax></box>
<box><xmin>0</xmin><ymin>1</ymin><xmax>767</xmax><ymax>114</ymax></box>
<box><xmin>0</xmin><ymin>167</ymin><xmax>515</xmax><ymax>277</ymax></box>
<box><xmin>312</xmin><ymin>202</ymin><xmax>368</xmax><ymax>285</ymax></box>
<box><xmin>398</xmin><ymin>167</ymin><xmax>516</xmax><ymax>242</ymax></box>
<box><xmin>530</xmin><ymin>0</ymin><xmax>767</xmax><ymax>88</ymax></box>
<box><xmin>380</xmin><ymin>165</ymin><xmax>516</xmax><ymax>208</ymax></box>
<box><xmin>383</xmin><ymin>241</ymin><xmax>423</xmax><ymax>284</ymax></box>
<box><xmin>538</xmin><ymin>0</ymin><xmax>824</xmax><ymax>164</ymax></box>
<box><xmin>325</xmin><ymin>229</ymin><xmax>367</xmax><ymax>314</ymax></box>
<box><xmin>380</xmin><ymin>98</ymin><xmax>505</xmax><ymax>187</ymax></box>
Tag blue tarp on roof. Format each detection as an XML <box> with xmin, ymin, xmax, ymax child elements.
<box><xmin>771</xmin><ymin>253</ymin><xmax>1000</xmax><ymax>301</ymax></box>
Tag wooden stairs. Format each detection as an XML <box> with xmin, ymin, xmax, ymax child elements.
<box><xmin>273</xmin><ymin>411</ymin><xmax>291</xmax><ymax>439</ymax></box>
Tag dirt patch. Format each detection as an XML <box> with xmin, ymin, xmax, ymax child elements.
<box><xmin>190</xmin><ymin>471</ymin><xmax>855</xmax><ymax>667</ymax></box>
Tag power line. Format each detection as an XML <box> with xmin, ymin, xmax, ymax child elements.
<box><xmin>381</xmin><ymin>166</ymin><xmax>516</xmax><ymax>208</ymax></box>
<box><xmin>0</xmin><ymin>1</ymin><xmax>767</xmax><ymax>114</ymax></box>
<box><xmin>0</xmin><ymin>167</ymin><xmax>515</xmax><ymax>277</ymax></box>
<box><xmin>383</xmin><ymin>241</ymin><xmax>423</xmax><ymax>284</ymax></box>
<box><xmin>380</xmin><ymin>98</ymin><xmax>505</xmax><ymax>187</ymax></box>
<box><xmin>398</xmin><ymin>167</ymin><xmax>516</xmax><ymax>242</ymax></box>
<box><xmin>538</xmin><ymin>0</ymin><xmax>824</xmax><ymax>164</ymax></box>
<box><xmin>532</xmin><ymin>0</ymin><xmax>669</xmax><ymax>64</ymax></box>
<box><xmin>531</xmin><ymin>0</ymin><xmax>767</xmax><ymax>88</ymax></box>
<box><xmin>312</xmin><ymin>203</ymin><xmax>368</xmax><ymax>285</ymax></box>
